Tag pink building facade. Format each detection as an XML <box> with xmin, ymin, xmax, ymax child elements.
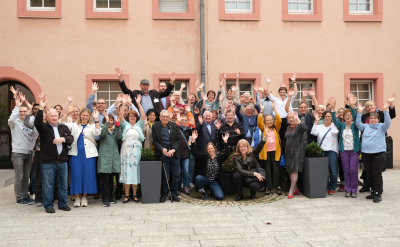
<box><xmin>0</xmin><ymin>0</ymin><xmax>398</xmax><ymax>168</ymax></box>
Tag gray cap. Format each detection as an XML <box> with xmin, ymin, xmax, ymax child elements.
<box><xmin>140</xmin><ymin>79</ymin><xmax>150</xmax><ymax>85</ymax></box>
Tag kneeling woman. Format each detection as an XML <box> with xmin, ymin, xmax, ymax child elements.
<box><xmin>191</xmin><ymin>131</ymin><xmax>230</xmax><ymax>200</ymax></box>
<box><xmin>233</xmin><ymin>137</ymin><xmax>267</xmax><ymax>201</ymax></box>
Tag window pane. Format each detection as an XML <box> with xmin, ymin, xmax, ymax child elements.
<box><xmin>288</xmin><ymin>3</ymin><xmax>298</xmax><ymax>10</ymax></box>
<box><xmin>350</xmin><ymin>84</ymin><xmax>357</xmax><ymax>91</ymax></box>
<box><xmin>225</xmin><ymin>2</ymin><xmax>237</xmax><ymax>10</ymax></box>
<box><xmin>0</xmin><ymin>84</ymin><xmax>9</xmax><ymax>131</ymax></box>
<box><xmin>349</xmin><ymin>0</ymin><xmax>357</xmax><ymax>2</ymax></box>
<box><xmin>357</xmin><ymin>84</ymin><xmax>369</xmax><ymax>91</ymax></box>
<box><xmin>349</xmin><ymin>3</ymin><xmax>357</xmax><ymax>11</ymax></box>
<box><xmin>110</xmin><ymin>92</ymin><xmax>120</xmax><ymax>102</ymax></box>
<box><xmin>96</xmin><ymin>0</ymin><xmax>108</xmax><ymax>8</ymax></box>
<box><xmin>30</xmin><ymin>0</ymin><xmax>43</xmax><ymax>7</ymax></box>
<box><xmin>0</xmin><ymin>134</ymin><xmax>10</xmax><ymax>166</ymax></box>
<box><xmin>98</xmin><ymin>82</ymin><xmax>109</xmax><ymax>91</ymax></box>
<box><xmin>299</xmin><ymin>3</ymin><xmax>311</xmax><ymax>10</ymax></box>
<box><xmin>359</xmin><ymin>3</ymin><xmax>370</xmax><ymax>11</ymax></box>
<box><xmin>239</xmin><ymin>84</ymin><xmax>251</xmax><ymax>92</ymax></box>
<box><xmin>358</xmin><ymin>92</ymin><xmax>370</xmax><ymax>99</ymax></box>
<box><xmin>359</xmin><ymin>100</ymin><xmax>368</xmax><ymax>106</ymax></box>
<box><xmin>359</xmin><ymin>0</ymin><xmax>371</xmax><ymax>3</ymax></box>
<box><xmin>237</xmin><ymin>2</ymin><xmax>251</xmax><ymax>10</ymax></box>
<box><xmin>159</xmin><ymin>0</ymin><xmax>188</xmax><ymax>13</ymax></box>
<box><xmin>44</xmin><ymin>0</ymin><xmax>55</xmax><ymax>7</ymax></box>
<box><xmin>97</xmin><ymin>92</ymin><xmax>109</xmax><ymax>101</ymax></box>
<box><xmin>110</xmin><ymin>82</ymin><xmax>121</xmax><ymax>91</ymax></box>
<box><xmin>109</xmin><ymin>0</ymin><xmax>122</xmax><ymax>8</ymax></box>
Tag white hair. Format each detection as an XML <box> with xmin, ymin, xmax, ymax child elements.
<box><xmin>319</xmin><ymin>105</ymin><xmax>326</xmax><ymax>110</ymax></box>
<box><xmin>242</xmin><ymin>92</ymin><xmax>251</xmax><ymax>97</ymax></box>
<box><xmin>287</xmin><ymin>111</ymin><xmax>296</xmax><ymax>118</ymax></box>
<box><xmin>160</xmin><ymin>110</ymin><xmax>171</xmax><ymax>117</ymax></box>
<box><xmin>48</xmin><ymin>108</ymin><xmax>58</xmax><ymax>116</ymax></box>
<box><xmin>203</xmin><ymin>110</ymin><xmax>212</xmax><ymax>116</ymax></box>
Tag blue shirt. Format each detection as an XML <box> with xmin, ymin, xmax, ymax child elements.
<box><xmin>356</xmin><ymin>111</ymin><xmax>391</xmax><ymax>153</ymax></box>
<box><xmin>141</xmin><ymin>93</ymin><xmax>153</xmax><ymax>115</ymax></box>
<box><xmin>161</xmin><ymin>125</ymin><xmax>171</xmax><ymax>148</ymax></box>
<box><xmin>52</xmin><ymin>124</ymin><xmax>62</xmax><ymax>155</ymax></box>
<box><xmin>86</xmin><ymin>94</ymin><xmax>105</xmax><ymax>141</ymax></box>
<box><xmin>161</xmin><ymin>97</ymin><xmax>167</xmax><ymax>109</ymax></box>
<box><xmin>205</xmin><ymin>122</ymin><xmax>212</xmax><ymax>134</ymax></box>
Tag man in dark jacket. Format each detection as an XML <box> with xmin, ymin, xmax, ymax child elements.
<box><xmin>152</xmin><ymin>110</ymin><xmax>181</xmax><ymax>203</ymax></box>
<box><xmin>34</xmin><ymin>99</ymin><xmax>74</xmax><ymax>214</ymax></box>
<box><xmin>115</xmin><ymin>68</ymin><xmax>176</xmax><ymax>116</ymax></box>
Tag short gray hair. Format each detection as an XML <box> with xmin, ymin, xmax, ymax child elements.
<box><xmin>48</xmin><ymin>108</ymin><xmax>58</xmax><ymax>116</ymax></box>
<box><xmin>160</xmin><ymin>110</ymin><xmax>171</xmax><ymax>117</ymax></box>
<box><xmin>203</xmin><ymin>110</ymin><xmax>212</xmax><ymax>117</ymax></box>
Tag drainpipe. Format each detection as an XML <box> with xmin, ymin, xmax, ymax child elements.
<box><xmin>200</xmin><ymin>0</ymin><xmax>206</xmax><ymax>92</ymax></box>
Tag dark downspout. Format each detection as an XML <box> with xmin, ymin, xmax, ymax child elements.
<box><xmin>200</xmin><ymin>0</ymin><xmax>206</xmax><ymax>91</ymax></box>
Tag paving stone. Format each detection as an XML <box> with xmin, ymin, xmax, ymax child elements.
<box><xmin>275</xmin><ymin>235</ymin><xmax>344</xmax><ymax>244</ymax></box>
<box><xmin>133</xmin><ymin>240</ymin><xmax>200</xmax><ymax>247</ymax></box>
<box><xmin>194</xmin><ymin>226</ymin><xmax>258</xmax><ymax>235</ymax></box>
<box><xmin>189</xmin><ymin>233</ymin><xmax>240</xmax><ymax>241</ymax></box>
<box><xmin>308</xmin><ymin>241</ymin><xmax>344</xmax><ymax>247</ymax></box>
<box><xmin>199</xmin><ymin>238</ymin><xmax>280</xmax><ymax>246</ymax></box>
<box><xmin>139</xmin><ymin>235</ymin><xmax>190</xmax><ymax>242</ymax></box>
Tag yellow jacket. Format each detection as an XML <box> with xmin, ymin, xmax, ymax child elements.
<box><xmin>257</xmin><ymin>114</ymin><xmax>282</xmax><ymax>161</ymax></box>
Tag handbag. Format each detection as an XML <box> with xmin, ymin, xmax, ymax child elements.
<box><xmin>279</xmin><ymin>154</ymin><xmax>286</xmax><ymax>168</ymax></box>
<box><xmin>179</xmin><ymin>128</ymin><xmax>195</xmax><ymax>159</ymax></box>
<box><xmin>244</xmin><ymin>168</ymin><xmax>266</xmax><ymax>184</ymax></box>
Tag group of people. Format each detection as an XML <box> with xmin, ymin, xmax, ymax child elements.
<box><xmin>8</xmin><ymin>69</ymin><xmax>396</xmax><ymax>213</ymax></box>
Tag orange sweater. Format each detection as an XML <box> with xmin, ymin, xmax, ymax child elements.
<box><xmin>257</xmin><ymin>114</ymin><xmax>282</xmax><ymax>161</ymax></box>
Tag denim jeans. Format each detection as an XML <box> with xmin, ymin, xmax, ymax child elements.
<box><xmin>180</xmin><ymin>158</ymin><xmax>189</xmax><ymax>188</ymax></box>
<box><xmin>195</xmin><ymin>175</ymin><xmax>224</xmax><ymax>200</ymax></box>
<box><xmin>12</xmin><ymin>153</ymin><xmax>32</xmax><ymax>201</ymax></box>
<box><xmin>321</xmin><ymin>151</ymin><xmax>338</xmax><ymax>191</ymax></box>
<box><xmin>161</xmin><ymin>156</ymin><xmax>180</xmax><ymax>198</ymax></box>
<box><xmin>41</xmin><ymin>162</ymin><xmax>68</xmax><ymax>209</ymax></box>
<box><xmin>188</xmin><ymin>158</ymin><xmax>195</xmax><ymax>183</ymax></box>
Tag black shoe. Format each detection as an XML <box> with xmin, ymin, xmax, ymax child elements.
<box><xmin>58</xmin><ymin>205</ymin><xmax>71</xmax><ymax>211</ymax></box>
<box><xmin>250</xmin><ymin>192</ymin><xmax>256</xmax><ymax>199</ymax></box>
<box><xmin>171</xmin><ymin>195</ymin><xmax>180</xmax><ymax>202</ymax></box>
<box><xmin>359</xmin><ymin>187</ymin><xmax>370</xmax><ymax>193</ymax></box>
<box><xmin>109</xmin><ymin>198</ymin><xmax>117</xmax><ymax>204</ymax></box>
<box><xmin>366</xmin><ymin>192</ymin><xmax>374</xmax><ymax>200</ymax></box>
<box><xmin>132</xmin><ymin>196</ymin><xmax>140</xmax><ymax>203</ymax></box>
<box><xmin>160</xmin><ymin>197</ymin><xmax>166</xmax><ymax>203</ymax></box>
<box><xmin>115</xmin><ymin>194</ymin><xmax>122</xmax><ymax>200</ymax></box>
<box><xmin>373</xmin><ymin>195</ymin><xmax>382</xmax><ymax>203</ymax></box>
<box><xmin>235</xmin><ymin>195</ymin><xmax>243</xmax><ymax>201</ymax></box>
<box><xmin>45</xmin><ymin>208</ymin><xmax>55</xmax><ymax>213</ymax></box>
<box><xmin>201</xmin><ymin>191</ymin><xmax>208</xmax><ymax>200</ymax></box>
<box><xmin>103</xmin><ymin>201</ymin><xmax>110</xmax><ymax>207</ymax></box>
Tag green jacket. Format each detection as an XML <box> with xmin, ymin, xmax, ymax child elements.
<box><xmin>332</xmin><ymin>108</ymin><xmax>361</xmax><ymax>153</ymax></box>
<box><xmin>97</xmin><ymin>123</ymin><xmax>122</xmax><ymax>174</ymax></box>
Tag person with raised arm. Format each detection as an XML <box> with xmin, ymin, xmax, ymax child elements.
<box><xmin>197</xmin><ymin>79</ymin><xmax>222</xmax><ymax>112</ymax></box>
<box><xmin>86</xmin><ymin>82</ymin><xmax>108</xmax><ymax>131</ymax></box>
<box><xmin>158</xmin><ymin>80</ymin><xmax>171</xmax><ymax>110</ymax></box>
<box><xmin>115</xmin><ymin>68</ymin><xmax>175</xmax><ymax>116</ymax></box>
<box><xmin>356</xmin><ymin>101</ymin><xmax>392</xmax><ymax>203</ymax></box>
<box><xmin>220</xmin><ymin>73</ymin><xmax>240</xmax><ymax>109</ymax></box>
<box><xmin>259</xmin><ymin>78</ymin><xmax>274</xmax><ymax>116</ymax></box>
<box><xmin>218</xmin><ymin>110</ymin><xmax>244</xmax><ymax>150</ymax></box>
<box><xmin>330</xmin><ymin>94</ymin><xmax>361</xmax><ymax>198</ymax></box>
<box><xmin>257</xmin><ymin>101</ymin><xmax>282</xmax><ymax>196</ymax></box>
<box><xmin>235</xmin><ymin>95</ymin><xmax>260</xmax><ymax>144</ymax></box>
<box><xmin>142</xmin><ymin>109</ymin><xmax>157</xmax><ymax>152</ymax></box>
<box><xmin>34</xmin><ymin>93</ymin><xmax>73</xmax><ymax>213</ymax></box>
<box><xmin>266</xmin><ymin>74</ymin><xmax>298</xmax><ymax>147</ymax></box>
<box><xmin>106</xmin><ymin>93</ymin><xmax>141</xmax><ymax>120</ymax></box>
<box><xmin>117</xmin><ymin>94</ymin><xmax>146</xmax><ymax>203</ymax></box>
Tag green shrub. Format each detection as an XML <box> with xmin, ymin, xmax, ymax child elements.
<box><xmin>141</xmin><ymin>148</ymin><xmax>156</xmax><ymax>161</ymax></box>
<box><xmin>222</xmin><ymin>154</ymin><xmax>235</xmax><ymax>174</ymax></box>
<box><xmin>305</xmin><ymin>141</ymin><xmax>324</xmax><ymax>158</ymax></box>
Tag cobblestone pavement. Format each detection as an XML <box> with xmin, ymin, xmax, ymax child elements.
<box><xmin>1</xmin><ymin>170</ymin><xmax>400</xmax><ymax>247</ymax></box>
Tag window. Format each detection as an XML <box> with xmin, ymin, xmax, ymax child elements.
<box><xmin>350</xmin><ymin>80</ymin><xmax>373</xmax><ymax>106</ymax></box>
<box><xmin>27</xmin><ymin>0</ymin><xmax>55</xmax><ymax>11</ymax></box>
<box><xmin>159</xmin><ymin>0</ymin><xmax>188</xmax><ymax>13</ymax></box>
<box><xmin>94</xmin><ymin>0</ymin><xmax>122</xmax><ymax>12</ymax></box>
<box><xmin>226</xmin><ymin>80</ymin><xmax>253</xmax><ymax>97</ymax></box>
<box><xmin>95</xmin><ymin>82</ymin><xmax>121</xmax><ymax>110</ymax></box>
<box><xmin>349</xmin><ymin>0</ymin><xmax>373</xmax><ymax>14</ymax></box>
<box><xmin>289</xmin><ymin>81</ymin><xmax>315</xmax><ymax>114</ymax></box>
<box><xmin>288</xmin><ymin>0</ymin><xmax>313</xmax><ymax>14</ymax></box>
<box><xmin>166</xmin><ymin>80</ymin><xmax>189</xmax><ymax>100</ymax></box>
<box><xmin>225</xmin><ymin>0</ymin><xmax>252</xmax><ymax>13</ymax></box>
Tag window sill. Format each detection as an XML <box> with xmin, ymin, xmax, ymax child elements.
<box><xmin>218</xmin><ymin>0</ymin><xmax>260</xmax><ymax>21</ymax></box>
<box><xmin>85</xmin><ymin>0</ymin><xmax>129</xmax><ymax>19</ymax></box>
<box><xmin>282</xmin><ymin>0</ymin><xmax>322</xmax><ymax>22</ymax></box>
<box><xmin>343</xmin><ymin>0</ymin><xmax>382</xmax><ymax>21</ymax></box>
<box><xmin>17</xmin><ymin>0</ymin><xmax>61</xmax><ymax>18</ymax></box>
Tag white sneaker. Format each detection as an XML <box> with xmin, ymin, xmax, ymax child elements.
<box><xmin>188</xmin><ymin>182</ymin><xmax>195</xmax><ymax>188</ymax></box>
<box><xmin>74</xmin><ymin>197</ymin><xmax>81</xmax><ymax>207</ymax></box>
<box><xmin>81</xmin><ymin>197</ymin><xmax>88</xmax><ymax>207</ymax></box>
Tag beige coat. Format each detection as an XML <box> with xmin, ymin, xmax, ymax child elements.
<box><xmin>142</xmin><ymin>122</ymin><xmax>154</xmax><ymax>151</ymax></box>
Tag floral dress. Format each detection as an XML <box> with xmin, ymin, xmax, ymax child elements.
<box><xmin>120</xmin><ymin>128</ymin><xmax>142</xmax><ymax>185</ymax></box>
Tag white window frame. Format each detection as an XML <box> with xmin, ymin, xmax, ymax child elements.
<box><xmin>95</xmin><ymin>81</ymin><xmax>121</xmax><ymax>111</ymax></box>
<box><xmin>349</xmin><ymin>0</ymin><xmax>373</xmax><ymax>15</ymax></box>
<box><xmin>159</xmin><ymin>0</ymin><xmax>189</xmax><ymax>13</ymax></box>
<box><xmin>226</xmin><ymin>80</ymin><xmax>254</xmax><ymax>97</ymax></box>
<box><xmin>350</xmin><ymin>80</ymin><xmax>374</xmax><ymax>106</ymax></box>
<box><xmin>93</xmin><ymin>0</ymin><xmax>122</xmax><ymax>12</ymax></box>
<box><xmin>288</xmin><ymin>0</ymin><xmax>313</xmax><ymax>14</ymax></box>
<box><xmin>289</xmin><ymin>81</ymin><xmax>315</xmax><ymax>114</ymax></box>
<box><xmin>167</xmin><ymin>80</ymin><xmax>189</xmax><ymax>101</ymax></box>
<box><xmin>27</xmin><ymin>0</ymin><xmax>56</xmax><ymax>11</ymax></box>
<box><xmin>225</xmin><ymin>0</ymin><xmax>253</xmax><ymax>14</ymax></box>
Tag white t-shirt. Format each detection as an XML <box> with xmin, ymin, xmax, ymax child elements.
<box><xmin>311</xmin><ymin>123</ymin><xmax>339</xmax><ymax>153</ymax></box>
<box><xmin>268</xmin><ymin>93</ymin><xmax>298</xmax><ymax>118</ymax></box>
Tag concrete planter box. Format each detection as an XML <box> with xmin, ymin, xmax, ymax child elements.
<box><xmin>303</xmin><ymin>157</ymin><xmax>329</xmax><ymax>198</ymax></box>
<box><xmin>140</xmin><ymin>161</ymin><xmax>162</xmax><ymax>204</ymax></box>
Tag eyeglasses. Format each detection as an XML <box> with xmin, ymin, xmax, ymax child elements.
<box><xmin>97</xmin><ymin>103</ymin><xmax>106</xmax><ymax>105</ymax></box>
<box><xmin>344</xmin><ymin>114</ymin><xmax>352</xmax><ymax>117</ymax></box>
<box><xmin>299</xmin><ymin>107</ymin><xmax>308</xmax><ymax>109</ymax></box>
<box><xmin>324</xmin><ymin>116</ymin><xmax>332</xmax><ymax>118</ymax></box>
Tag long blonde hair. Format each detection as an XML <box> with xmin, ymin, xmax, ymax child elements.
<box><xmin>234</xmin><ymin>139</ymin><xmax>252</xmax><ymax>156</ymax></box>
<box><xmin>76</xmin><ymin>107</ymin><xmax>93</xmax><ymax>125</ymax></box>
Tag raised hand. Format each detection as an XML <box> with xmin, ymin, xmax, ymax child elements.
<box><xmin>237</xmin><ymin>72</ymin><xmax>240</xmax><ymax>79</ymax></box>
<box><xmin>92</xmin><ymin>81</ymin><xmax>99</xmax><ymax>94</ymax></box>
<box><xmin>192</xmin><ymin>130</ymin><xmax>198</xmax><ymax>142</ymax></box>
<box><xmin>290</xmin><ymin>73</ymin><xmax>297</xmax><ymax>82</ymax></box>
<box><xmin>170</xmin><ymin>98</ymin><xmax>176</xmax><ymax>107</ymax></box>
<box><xmin>345</xmin><ymin>90</ymin><xmax>351</xmax><ymax>99</ymax></box>
<box><xmin>235</xmin><ymin>128</ymin><xmax>241</xmax><ymax>135</ymax></box>
<box><xmin>348</xmin><ymin>93</ymin><xmax>357</xmax><ymax>108</ymax></box>
<box><xmin>231</xmin><ymin>85</ymin><xmax>237</xmax><ymax>92</ymax></box>
<box><xmin>383</xmin><ymin>103</ymin><xmax>389</xmax><ymax>111</ymax></box>
<box><xmin>308</xmin><ymin>87</ymin><xmax>315</xmax><ymax>97</ymax></box>
<box><xmin>219</xmin><ymin>94</ymin><xmax>223</xmax><ymax>101</ymax></box>
<box><xmin>104</xmin><ymin>114</ymin><xmax>109</xmax><ymax>123</ymax></box>
<box><xmin>265</xmin><ymin>77</ymin><xmax>271</xmax><ymax>84</ymax></box>
<box><xmin>302</xmin><ymin>88</ymin><xmax>308</xmax><ymax>98</ymax></box>
<box><xmin>39</xmin><ymin>100</ymin><xmax>47</xmax><ymax>110</ymax></box>
<box><xmin>357</xmin><ymin>103</ymin><xmax>365</xmax><ymax>113</ymax></box>
<box><xmin>253</xmin><ymin>85</ymin><xmax>260</xmax><ymax>93</ymax></box>
<box><xmin>193</xmin><ymin>107</ymin><xmax>200</xmax><ymax>115</ymax></box>
<box><xmin>195</xmin><ymin>80</ymin><xmax>199</xmax><ymax>88</ymax></box>
<box><xmin>169</xmin><ymin>72</ymin><xmax>177</xmax><ymax>83</ymax></box>
<box><xmin>240</xmin><ymin>94</ymin><xmax>245</xmax><ymax>103</ymax></box>
<box><xmin>198</xmin><ymin>115</ymin><xmax>203</xmax><ymax>125</ymax></box>
<box><xmin>387</xmin><ymin>93</ymin><xmax>397</xmax><ymax>105</ymax></box>
<box><xmin>185</xmin><ymin>104</ymin><xmax>191</xmax><ymax>113</ymax></box>
<box><xmin>135</xmin><ymin>94</ymin><xmax>142</xmax><ymax>105</ymax></box>
<box><xmin>189</xmin><ymin>117</ymin><xmax>195</xmax><ymax>126</ymax></box>
<box><xmin>38</xmin><ymin>91</ymin><xmax>45</xmax><ymax>100</ymax></box>
<box><xmin>15</xmin><ymin>95</ymin><xmax>23</xmax><ymax>107</ymax></box>
<box><xmin>116</xmin><ymin>93</ymin><xmax>123</xmax><ymax>103</ymax></box>
<box><xmin>67</xmin><ymin>92</ymin><xmax>74</xmax><ymax>103</ymax></box>
<box><xmin>202</xmin><ymin>95</ymin><xmax>208</xmax><ymax>101</ymax></box>
<box><xmin>259</xmin><ymin>103</ymin><xmax>265</xmax><ymax>113</ymax></box>
<box><xmin>223</xmin><ymin>73</ymin><xmax>226</xmax><ymax>80</ymax></box>
<box><xmin>222</xmin><ymin>133</ymin><xmax>230</xmax><ymax>143</ymax></box>
<box><xmin>9</xmin><ymin>86</ymin><xmax>18</xmax><ymax>98</ymax></box>
<box><xmin>313</xmin><ymin>111</ymin><xmax>321</xmax><ymax>122</ymax></box>
<box><xmin>215</xmin><ymin>120</ymin><xmax>221</xmax><ymax>130</ymax></box>
<box><xmin>92</xmin><ymin>110</ymin><xmax>100</xmax><ymax>121</ymax></box>
<box><xmin>199</xmin><ymin>83</ymin><xmax>205</xmax><ymax>90</ymax></box>
<box><xmin>249</xmin><ymin>97</ymin><xmax>255</xmax><ymax>104</ymax></box>
<box><xmin>121</xmin><ymin>94</ymin><xmax>129</xmax><ymax>104</ymax></box>
<box><xmin>327</xmin><ymin>97</ymin><xmax>335</xmax><ymax>108</ymax></box>
<box><xmin>219</xmin><ymin>79</ymin><xmax>224</xmax><ymax>88</ymax></box>
<box><xmin>288</xmin><ymin>87</ymin><xmax>296</xmax><ymax>98</ymax></box>
<box><xmin>115</xmin><ymin>67</ymin><xmax>123</xmax><ymax>81</ymax></box>
<box><xmin>181</xmin><ymin>83</ymin><xmax>186</xmax><ymax>89</ymax></box>
<box><xmin>17</xmin><ymin>92</ymin><xmax>26</xmax><ymax>103</ymax></box>
<box><xmin>25</xmin><ymin>100</ymin><xmax>33</xmax><ymax>110</ymax></box>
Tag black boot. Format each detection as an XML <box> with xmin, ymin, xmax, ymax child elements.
<box><xmin>373</xmin><ymin>193</ymin><xmax>382</xmax><ymax>203</ymax></box>
<box><xmin>235</xmin><ymin>195</ymin><xmax>243</xmax><ymax>201</ymax></box>
<box><xmin>250</xmin><ymin>192</ymin><xmax>256</xmax><ymax>199</ymax></box>
<box><xmin>366</xmin><ymin>191</ymin><xmax>374</xmax><ymax>200</ymax></box>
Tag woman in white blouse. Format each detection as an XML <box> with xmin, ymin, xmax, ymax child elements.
<box><xmin>266</xmin><ymin>74</ymin><xmax>298</xmax><ymax>147</ymax></box>
<box><xmin>311</xmin><ymin>110</ymin><xmax>339</xmax><ymax>195</ymax></box>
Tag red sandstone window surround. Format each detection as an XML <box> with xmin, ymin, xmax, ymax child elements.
<box><xmin>152</xmin><ymin>0</ymin><xmax>195</xmax><ymax>20</ymax></box>
<box><xmin>282</xmin><ymin>0</ymin><xmax>322</xmax><ymax>21</ymax></box>
<box><xmin>218</xmin><ymin>0</ymin><xmax>260</xmax><ymax>21</ymax></box>
<box><xmin>283</xmin><ymin>73</ymin><xmax>324</xmax><ymax>105</ymax></box>
<box><xmin>85</xmin><ymin>0</ymin><xmax>129</xmax><ymax>19</ymax></box>
<box><xmin>343</xmin><ymin>0</ymin><xmax>382</xmax><ymax>21</ymax></box>
<box><xmin>344</xmin><ymin>73</ymin><xmax>383</xmax><ymax>107</ymax></box>
<box><xmin>86</xmin><ymin>74</ymin><xmax>130</xmax><ymax>99</ymax></box>
<box><xmin>17</xmin><ymin>0</ymin><xmax>62</xmax><ymax>18</ymax></box>
<box><xmin>153</xmin><ymin>74</ymin><xmax>196</xmax><ymax>94</ymax></box>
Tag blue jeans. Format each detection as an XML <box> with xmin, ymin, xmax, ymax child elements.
<box><xmin>321</xmin><ymin>151</ymin><xmax>338</xmax><ymax>191</ymax></box>
<box><xmin>161</xmin><ymin>156</ymin><xmax>180</xmax><ymax>198</ymax></box>
<box><xmin>195</xmin><ymin>175</ymin><xmax>224</xmax><ymax>200</ymax></box>
<box><xmin>188</xmin><ymin>158</ymin><xmax>195</xmax><ymax>183</ymax></box>
<box><xmin>180</xmin><ymin>158</ymin><xmax>189</xmax><ymax>188</ymax></box>
<box><xmin>41</xmin><ymin>162</ymin><xmax>68</xmax><ymax>209</ymax></box>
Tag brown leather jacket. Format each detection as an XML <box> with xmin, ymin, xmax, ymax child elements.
<box><xmin>233</xmin><ymin>140</ymin><xmax>266</xmax><ymax>177</ymax></box>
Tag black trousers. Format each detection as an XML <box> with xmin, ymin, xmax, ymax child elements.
<box><xmin>99</xmin><ymin>173</ymin><xmax>115</xmax><ymax>202</ymax></box>
<box><xmin>264</xmin><ymin>151</ymin><xmax>280</xmax><ymax>189</ymax></box>
<box><xmin>33</xmin><ymin>151</ymin><xmax>43</xmax><ymax>203</ymax></box>
<box><xmin>338</xmin><ymin>152</ymin><xmax>344</xmax><ymax>183</ymax></box>
<box><xmin>233</xmin><ymin>172</ymin><xmax>262</xmax><ymax>196</ymax></box>
<box><xmin>279</xmin><ymin>118</ymin><xmax>288</xmax><ymax>147</ymax></box>
<box><xmin>362</xmin><ymin>152</ymin><xmax>386</xmax><ymax>195</ymax></box>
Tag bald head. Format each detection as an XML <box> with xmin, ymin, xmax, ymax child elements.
<box><xmin>47</xmin><ymin>108</ymin><xmax>59</xmax><ymax>127</ymax></box>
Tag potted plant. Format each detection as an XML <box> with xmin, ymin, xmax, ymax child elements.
<box><xmin>221</xmin><ymin>154</ymin><xmax>237</xmax><ymax>195</ymax></box>
<box><xmin>303</xmin><ymin>142</ymin><xmax>329</xmax><ymax>198</ymax></box>
<box><xmin>140</xmin><ymin>148</ymin><xmax>162</xmax><ymax>204</ymax></box>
